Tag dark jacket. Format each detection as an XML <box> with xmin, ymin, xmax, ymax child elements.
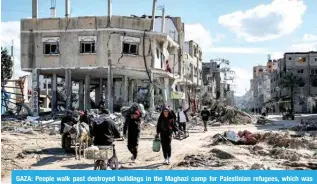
<box><xmin>157</xmin><ymin>113</ymin><xmax>178</xmax><ymax>135</ymax></box>
<box><xmin>170</xmin><ymin>110</ymin><xmax>177</xmax><ymax>121</ymax></box>
<box><xmin>201</xmin><ymin>109</ymin><xmax>210</xmax><ymax>121</ymax></box>
<box><xmin>123</xmin><ymin>114</ymin><xmax>141</xmax><ymax>140</ymax></box>
<box><xmin>177</xmin><ymin>107</ymin><xmax>190</xmax><ymax>123</ymax></box>
<box><xmin>91</xmin><ymin>117</ymin><xmax>121</xmax><ymax>145</ymax></box>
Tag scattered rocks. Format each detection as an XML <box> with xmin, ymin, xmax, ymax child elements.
<box><xmin>210</xmin><ymin>148</ymin><xmax>235</xmax><ymax>159</ymax></box>
<box><xmin>233</xmin><ymin>165</ymin><xmax>244</xmax><ymax>170</ymax></box>
<box><xmin>252</xmin><ymin>145</ymin><xmax>264</xmax><ymax>151</ymax></box>
<box><xmin>308</xmin><ymin>141</ymin><xmax>317</xmax><ymax>149</ymax></box>
<box><xmin>250</xmin><ymin>163</ymin><xmax>267</xmax><ymax>170</ymax></box>
<box><xmin>270</xmin><ymin>148</ymin><xmax>301</xmax><ymax>161</ymax></box>
<box><xmin>290</xmin><ymin>120</ymin><xmax>317</xmax><ymax>131</ymax></box>
<box><xmin>16</xmin><ymin>153</ymin><xmax>25</xmax><ymax>159</ymax></box>
<box><xmin>258</xmin><ymin>132</ymin><xmax>310</xmax><ymax>149</ymax></box>
<box><xmin>177</xmin><ymin>154</ymin><xmax>213</xmax><ymax>167</ymax></box>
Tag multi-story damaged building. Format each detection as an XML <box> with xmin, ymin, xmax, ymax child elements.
<box><xmin>249</xmin><ymin>51</ymin><xmax>317</xmax><ymax>114</ymax></box>
<box><xmin>22</xmin><ymin>0</ymin><xmax>202</xmax><ymax>115</ymax></box>
<box><xmin>274</xmin><ymin>51</ymin><xmax>317</xmax><ymax>113</ymax></box>
<box><xmin>182</xmin><ymin>41</ymin><xmax>203</xmax><ymax>110</ymax></box>
<box><xmin>202</xmin><ymin>61</ymin><xmax>220</xmax><ymax>100</ymax></box>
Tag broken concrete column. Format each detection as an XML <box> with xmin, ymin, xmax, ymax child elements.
<box><xmin>149</xmin><ymin>73</ymin><xmax>155</xmax><ymax>109</ymax></box>
<box><xmin>122</xmin><ymin>75</ymin><xmax>128</xmax><ymax>105</ymax></box>
<box><xmin>128</xmin><ymin>79</ymin><xmax>134</xmax><ymax>105</ymax></box>
<box><xmin>65</xmin><ymin>69</ymin><xmax>72</xmax><ymax>111</ymax></box>
<box><xmin>165</xmin><ymin>77</ymin><xmax>171</xmax><ymax>105</ymax></box>
<box><xmin>32</xmin><ymin>69</ymin><xmax>39</xmax><ymax>116</ymax></box>
<box><xmin>84</xmin><ymin>74</ymin><xmax>91</xmax><ymax>110</ymax></box>
<box><xmin>95</xmin><ymin>79</ymin><xmax>102</xmax><ymax>106</ymax></box>
<box><xmin>51</xmin><ymin>73</ymin><xmax>57</xmax><ymax>113</ymax></box>
<box><xmin>78</xmin><ymin>80</ymin><xmax>84</xmax><ymax>110</ymax></box>
<box><xmin>107</xmin><ymin>67</ymin><xmax>113</xmax><ymax>113</ymax></box>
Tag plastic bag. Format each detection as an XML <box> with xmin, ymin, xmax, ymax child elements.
<box><xmin>152</xmin><ymin>137</ymin><xmax>161</xmax><ymax>152</ymax></box>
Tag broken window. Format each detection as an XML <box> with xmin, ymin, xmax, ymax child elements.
<box><xmin>288</xmin><ymin>57</ymin><xmax>292</xmax><ymax>60</ymax></box>
<box><xmin>80</xmin><ymin>41</ymin><xmax>95</xmax><ymax>53</ymax></box>
<box><xmin>43</xmin><ymin>42</ymin><xmax>59</xmax><ymax>54</ymax></box>
<box><xmin>122</xmin><ymin>43</ymin><xmax>138</xmax><ymax>55</ymax></box>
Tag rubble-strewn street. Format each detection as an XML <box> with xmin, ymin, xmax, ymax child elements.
<box><xmin>2</xmin><ymin>114</ymin><xmax>317</xmax><ymax>183</ymax></box>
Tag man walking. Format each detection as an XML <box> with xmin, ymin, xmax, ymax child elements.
<box><xmin>201</xmin><ymin>107</ymin><xmax>210</xmax><ymax>132</ymax></box>
<box><xmin>123</xmin><ymin>109</ymin><xmax>141</xmax><ymax>162</ymax></box>
<box><xmin>177</xmin><ymin>106</ymin><xmax>190</xmax><ymax>135</ymax></box>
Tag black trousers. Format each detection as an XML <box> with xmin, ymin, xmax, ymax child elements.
<box><xmin>203</xmin><ymin>120</ymin><xmax>208</xmax><ymax>131</ymax></box>
<box><xmin>127</xmin><ymin>137</ymin><xmax>139</xmax><ymax>159</ymax></box>
<box><xmin>179</xmin><ymin>122</ymin><xmax>186</xmax><ymax>133</ymax></box>
<box><xmin>160</xmin><ymin>132</ymin><xmax>172</xmax><ymax>159</ymax></box>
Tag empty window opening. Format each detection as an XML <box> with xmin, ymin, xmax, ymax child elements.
<box><xmin>43</xmin><ymin>42</ymin><xmax>59</xmax><ymax>54</ymax></box>
<box><xmin>80</xmin><ymin>41</ymin><xmax>95</xmax><ymax>53</ymax></box>
<box><xmin>122</xmin><ymin>43</ymin><xmax>138</xmax><ymax>55</ymax></box>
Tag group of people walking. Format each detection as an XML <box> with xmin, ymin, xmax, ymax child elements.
<box><xmin>88</xmin><ymin>103</ymin><xmax>213</xmax><ymax>165</ymax></box>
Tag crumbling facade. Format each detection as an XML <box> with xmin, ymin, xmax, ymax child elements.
<box><xmin>21</xmin><ymin>1</ymin><xmax>203</xmax><ymax>115</ymax></box>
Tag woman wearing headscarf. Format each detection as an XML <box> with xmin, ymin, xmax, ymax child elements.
<box><xmin>156</xmin><ymin>107</ymin><xmax>178</xmax><ymax>164</ymax></box>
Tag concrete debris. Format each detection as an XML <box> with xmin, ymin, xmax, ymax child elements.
<box><xmin>210</xmin><ymin>148</ymin><xmax>235</xmax><ymax>159</ymax></box>
<box><xmin>282</xmin><ymin>161</ymin><xmax>317</xmax><ymax>170</ymax></box>
<box><xmin>258</xmin><ymin>132</ymin><xmax>312</xmax><ymax>149</ymax></box>
<box><xmin>232</xmin><ymin>165</ymin><xmax>244</xmax><ymax>170</ymax></box>
<box><xmin>270</xmin><ymin>148</ymin><xmax>302</xmax><ymax>161</ymax></box>
<box><xmin>290</xmin><ymin>120</ymin><xmax>317</xmax><ymax>131</ymax></box>
<box><xmin>16</xmin><ymin>153</ymin><xmax>25</xmax><ymax>159</ymax></box>
<box><xmin>208</xmin><ymin>100</ymin><xmax>252</xmax><ymax>125</ymax></box>
<box><xmin>177</xmin><ymin>154</ymin><xmax>226</xmax><ymax>168</ymax></box>
<box><xmin>250</xmin><ymin>163</ymin><xmax>269</xmax><ymax>170</ymax></box>
<box><xmin>15</xmin><ymin>127</ymin><xmax>34</xmax><ymax>134</ymax></box>
<box><xmin>256</xmin><ymin>116</ymin><xmax>274</xmax><ymax>125</ymax></box>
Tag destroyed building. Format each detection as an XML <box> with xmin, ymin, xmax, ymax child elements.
<box><xmin>21</xmin><ymin>0</ymin><xmax>203</xmax><ymax>115</ymax></box>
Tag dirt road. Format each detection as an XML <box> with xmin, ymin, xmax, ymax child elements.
<box><xmin>2</xmin><ymin>121</ymin><xmax>316</xmax><ymax>183</ymax></box>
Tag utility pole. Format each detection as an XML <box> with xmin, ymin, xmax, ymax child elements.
<box><xmin>107</xmin><ymin>46</ymin><xmax>113</xmax><ymax>113</ymax></box>
<box><xmin>11</xmin><ymin>40</ymin><xmax>14</xmax><ymax>79</ymax></box>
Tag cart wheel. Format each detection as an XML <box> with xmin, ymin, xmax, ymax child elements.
<box><xmin>108</xmin><ymin>156</ymin><xmax>119</xmax><ymax>170</ymax></box>
<box><xmin>63</xmin><ymin>135</ymin><xmax>72</xmax><ymax>153</ymax></box>
<box><xmin>94</xmin><ymin>160</ymin><xmax>106</xmax><ymax>170</ymax></box>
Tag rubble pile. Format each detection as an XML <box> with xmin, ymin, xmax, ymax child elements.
<box><xmin>290</xmin><ymin>119</ymin><xmax>317</xmax><ymax>131</ymax></box>
<box><xmin>269</xmin><ymin>148</ymin><xmax>303</xmax><ymax>161</ymax></box>
<box><xmin>209</xmin><ymin>100</ymin><xmax>252</xmax><ymax>125</ymax></box>
<box><xmin>282</xmin><ymin>161</ymin><xmax>317</xmax><ymax>170</ymax></box>
<box><xmin>256</xmin><ymin>116</ymin><xmax>274</xmax><ymax>125</ymax></box>
<box><xmin>248</xmin><ymin>145</ymin><xmax>270</xmax><ymax>156</ymax></box>
<box><xmin>210</xmin><ymin>148</ymin><xmax>235</xmax><ymax>159</ymax></box>
<box><xmin>257</xmin><ymin>132</ymin><xmax>312</xmax><ymax>149</ymax></box>
<box><xmin>250</xmin><ymin>163</ymin><xmax>270</xmax><ymax>170</ymax></box>
<box><xmin>177</xmin><ymin>154</ymin><xmax>227</xmax><ymax>168</ymax></box>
